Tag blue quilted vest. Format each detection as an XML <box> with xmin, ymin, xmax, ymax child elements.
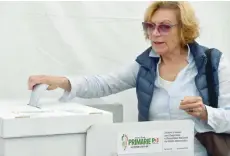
<box><xmin>135</xmin><ymin>41</ymin><xmax>222</xmax><ymax>121</ymax></box>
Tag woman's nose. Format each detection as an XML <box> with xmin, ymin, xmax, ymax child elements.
<box><xmin>151</xmin><ymin>27</ymin><xmax>161</xmax><ymax>36</ymax></box>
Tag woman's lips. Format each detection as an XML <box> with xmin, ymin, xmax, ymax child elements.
<box><xmin>153</xmin><ymin>41</ymin><xmax>164</xmax><ymax>45</ymax></box>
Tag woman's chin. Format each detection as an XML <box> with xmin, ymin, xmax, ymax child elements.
<box><xmin>152</xmin><ymin>47</ymin><xmax>167</xmax><ymax>56</ymax></box>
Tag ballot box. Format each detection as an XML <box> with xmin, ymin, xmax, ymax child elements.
<box><xmin>86</xmin><ymin>120</ymin><xmax>194</xmax><ymax>156</ymax></box>
<box><xmin>0</xmin><ymin>100</ymin><xmax>113</xmax><ymax>156</ymax></box>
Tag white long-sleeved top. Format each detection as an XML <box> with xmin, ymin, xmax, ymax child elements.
<box><xmin>59</xmin><ymin>46</ymin><xmax>230</xmax><ymax>156</ymax></box>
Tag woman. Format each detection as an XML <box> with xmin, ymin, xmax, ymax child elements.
<box><xmin>28</xmin><ymin>1</ymin><xmax>230</xmax><ymax>156</ymax></box>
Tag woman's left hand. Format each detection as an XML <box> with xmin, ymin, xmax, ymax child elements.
<box><xmin>179</xmin><ymin>96</ymin><xmax>208</xmax><ymax>120</ymax></box>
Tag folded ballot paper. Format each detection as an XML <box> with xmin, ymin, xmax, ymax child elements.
<box><xmin>28</xmin><ymin>84</ymin><xmax>49</xmax><ymax>109</ymax></box>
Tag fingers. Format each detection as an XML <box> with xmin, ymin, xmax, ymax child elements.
<box><xmin>28</xmin><ymin>76</ymin><xmax>38</xmax><ymax>90</ymax></box>
<box><xmin>186</xmin><ymin>107</ymin><xmax>203</xmax><ymax>116</ymax></box>
<box><xmin>179</xmin><ymin>101</ymin><xmax>202</xmax><ymax>110</ymax></box>
<box><xmin>28</xmin><ymin>75</ymin><xmax>61</xmax><ymax>91</ymax></box>
<box><xmin>179</xmin><ymin>96</ymin><xmax>207</xmax><ymax>119</ymax></box>
<box><xmin>181</xmin><ymin>96</ymin><xmax>202</xmax><ymax>104</ymax></box>
<box><xmin>47</xmin><ymin>85</ymin><xmax>58</xmax><ymax>90</ymax></box>
<box><xmin>28</xmin><ymin>75</ymin><xmax>47</xmax><ymax>90</ymax></box>
<box><xmin>180</xmin><ymin>96</ymin><xmax>203</xmax><ymax>110</ymax></box>
<box><xmin>28</xmin><ymin>75</ymin><xmax>67</xmax><ymax>91</ymax></box>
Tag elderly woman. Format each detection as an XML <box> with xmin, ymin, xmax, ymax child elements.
<box><xmin>28</xmin><ymin>1</ymin><xmax>230</xmax><ymax>156</ymax></box>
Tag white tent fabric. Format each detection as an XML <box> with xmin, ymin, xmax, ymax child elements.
<box><xmin>0</xmin><ymin>1</ymin><xmax>230</xmax><ymax>121</ymax></box>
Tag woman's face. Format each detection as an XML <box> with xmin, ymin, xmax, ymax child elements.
<box><xmin>143</xmin><ymin>8</ymin><xmax>181</xmax><ymax>55</ymax></box>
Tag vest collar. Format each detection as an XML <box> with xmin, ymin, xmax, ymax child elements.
<box><xmin>149</xmin><ymin>44</ymin><xmax>193</xmax><ymax>64</ymax></box>
<box><xmin>188</xmin><ymin>41</ymin><xmax>207</xmax><ymax>71</ymax></box>
<box><xmin>136</xmin><ymin>41</ymin><xmax>207</xmax><ymax>72</ymax></box>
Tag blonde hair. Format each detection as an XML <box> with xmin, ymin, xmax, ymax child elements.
<box><xmin>144</xmin><ymin>1</ymin><xmax>199</xmax><ymax>46</ymax></box>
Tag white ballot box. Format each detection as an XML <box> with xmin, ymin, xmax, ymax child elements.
<box><xmin>86</xmin><ymin>120</ymin><xmax>194</xmax><ymax>156</ymax></box>
<box><xmin>0</xmin><ymin>100</ymin><xmax>113</xmax><ymax>156</ymax></box>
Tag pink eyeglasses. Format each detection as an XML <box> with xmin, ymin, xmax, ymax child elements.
<box><xmin>142</xmin><ymin>22</ymin><xmax>177</xmax><ymax>35</ymax></box>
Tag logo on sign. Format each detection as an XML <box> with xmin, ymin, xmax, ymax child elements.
<box><xmin>121</xmin><ymin>134</ymin><xmax>160</xmax><ymax>150</ymax></box>
<box><xmin>122</xmin><ymin>134</ymin><xmax>129</xmax><ymax>150</ymax></box>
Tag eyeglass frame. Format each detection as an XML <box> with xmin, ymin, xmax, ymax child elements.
<box><xmin>142</xmin><ymin>22</ymin><xmax>178</xmax><ymax>36</ymax></box>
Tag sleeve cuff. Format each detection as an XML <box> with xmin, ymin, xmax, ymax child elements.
<box><xmin>205</xmin><ymin>105</ymin><xmax>218</xmax><ymax>130</ymax></box>
<box><xmin>58</xmin><ymin>76</ymin><xmax>80</xmax><ymax>102</ymax></box>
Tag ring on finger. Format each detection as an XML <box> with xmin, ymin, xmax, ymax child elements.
<box><xmin>188</xmin><ymin>109</ymin><xmax>194</xmax><ymax>112</ymax></box>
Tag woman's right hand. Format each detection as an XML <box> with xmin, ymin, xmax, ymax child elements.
<box><xmin>28</xmin><ymin>75</ymin><xmax>71</xmax><ymax>91</ymax></box>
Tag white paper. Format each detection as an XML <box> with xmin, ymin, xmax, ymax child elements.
<box><xmin>28</xmin><ymin>84</ymin><xmax>49</xmax><ymax>108</ymax></box>
<box><xmin>117</xmin><ymin>130</ymin><xmax>193</xmax><ymax>155</ymax></box>
<box><xmin>11</xmin><ymin>110</ymin><xmax>77</xmax><ymax>118</ymax></box>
